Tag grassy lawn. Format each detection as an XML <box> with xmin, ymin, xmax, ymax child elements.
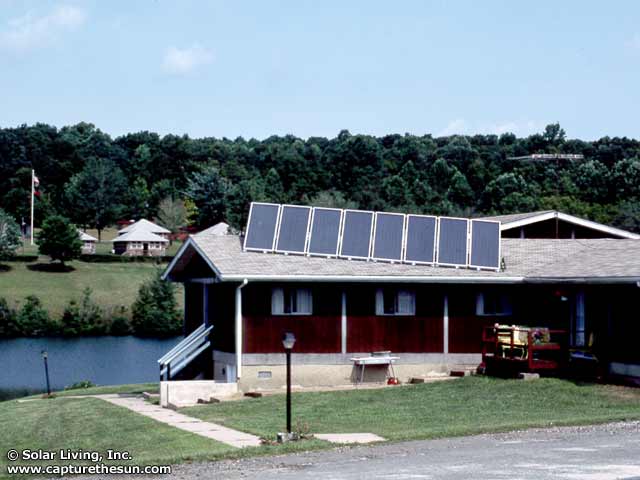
<box><xmin>0</xmin><ymin>398</ymin><xmax>233</xmax><ymax>478</ymax></box>
<box><xmin>2</xmin><ymin>377</ymin><xmax>640</xmax><ymax>478</ymax></box>
<box><xmin>0</xmin><ymin>260</ymin><xmax>182</xmax><ymax>317</ymax></box>
<box><xmin>184</xmin><ymin>377</ymin><xmax>640</xmax><ymax>441</ymax></box>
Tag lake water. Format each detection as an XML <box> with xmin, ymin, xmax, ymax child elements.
<box><xmin>0</xmin><ymin>336</ymin><xmax>182</xmax><ymax>390</ymax></box>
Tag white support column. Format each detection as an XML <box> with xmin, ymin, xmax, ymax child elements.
<box><xmin>443</xmin><ymin>294</ymin><xmax>449</xmax><ymax>355</ymax></box>
<box><xmin>341</xmin><ymin>290</ymin><xmax>347</xmax><ymax>354</ymax></box>
<box><xmin>203</xmin><ymin>284</ymin><xmax>209</xmax><ymax>326</ymax></box>
<box><xmin>235</xmin><ymin>279</ymin><xmax>248</xmax><ymax>380</ymax></box>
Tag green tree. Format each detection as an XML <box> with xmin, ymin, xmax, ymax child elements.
<box><xmin>16</xmin><ymin>295</ymin><xmax>54</xmax><ymax>337</ymax></box>
<box><xmin>185</xmin><ymin>166</ymin><xmax>230</xmax><ymax>228</ymax></box>
<box><xmin>36</xmin><ymin>215</ymin><xmax>82</xmax><ymax>267</ymax></box>
<box><xmin>60</xmin><ymin>288</ymin><xmax>105</xmax><ymax>336</ymax></box>
<box><xmin>131</xmin><ymin>270</ymin><xmax>181</xmax><ymax>337</ymax></box>
<box><xmin>308</xmin><ymin>190</ymin><xmax>358</xmax><ymax>210</ymax></box>
<box><xmin>263</xmin><ymin>168</ymin><xmax>285</xmax><ymax>203</ymax></box>
<box><xmin>447</xmin><ymin>170</ymin><xmax>475</xmax><ymax>207</ymax></box>
<box><xmin>0</xmin><ymin>209</ymin><xmax>21</xmax><ymax>261</ymax></box>
<box><xmin>155</xmin><ymin>197</ymin><xmax>187</xmax><ymax>242</ymax></box>
<box><xmin>65</xmin><ymin>157</ymin><xmax>127</xmax><ymax>241</ymax></box>
<box><xmin>0</xmin><ymin>298</ymin><xmax>19</xmax><ymax>337</ymax></box>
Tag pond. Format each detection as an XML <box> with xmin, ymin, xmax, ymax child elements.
<box><xmin>0</xmin><ymin>336</ymin><xmax>182</xmax><ymax>391</ymax></box>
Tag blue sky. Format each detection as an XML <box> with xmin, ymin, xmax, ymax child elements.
<box><xmin>1</xmin><ymin>1</ymin><xmax>639</xmax><ymax>140</ymax></box>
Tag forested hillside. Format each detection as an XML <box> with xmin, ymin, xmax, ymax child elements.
<box><xmin>1</xmin><ymin>122</ymin><xmax>639</xmax><ymax>233</ymax></box>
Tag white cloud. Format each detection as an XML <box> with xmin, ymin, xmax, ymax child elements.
<box><xmin>437</xmin><ymin>118</ymin><xmax>467</xmax><ymax>137</ymax></box>
<box><xmin>162</xmin><ymin>44</ymin><xmax>213</xmax><ymax>75</ymax></box>
<box><xmin>0</xmin><ymin>4</ymin><xmax>87</xmax><ymax>53</ymax></box>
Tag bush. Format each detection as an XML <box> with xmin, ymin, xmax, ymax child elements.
<box><xmin>109</xmin><ymin>306</ymin><xmax>132</xmax><ymax>335</ymax></box>
<box><xmin>0</xmin><ymin>209</ymin><xmax>21</xmax><ymax>261</ymax></box>
<box><xmin>64</xmin><ymin>380</ymin><xmax>95</xmax><ymax>391</ymax></box>
<box><xmin>60</xmin><ymin>288</ymin><xmax>106</xmax><ymax>336</ymax></box>
<box><xmin>0</xmin><ymin>298</ymin><xmax>19</xmax><ymax>337</ymax></box>
<box><xmin>16</xmin><ymin>295</ymin><xmax>55</xmax><ymax>336</ymax></box>
<box><xmin>78</xmin><ymin>254</ymin><xmax>174</xmax><ymax>263</ymax></box>
<box><xmin>131</xmin><ymin>270</ymin><xmax>181</xmax><ymax>337</ymax></box>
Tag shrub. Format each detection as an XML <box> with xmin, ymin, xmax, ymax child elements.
<box><xmin>16</xmin><ymin>296</ymin><xmax>54</xmax><ymax>336</ymax></box>
<box><xmin>60</xmin><ymin>288</ymin><xmax>106</xmax><ymax>336</ymax></box>
<box><xmin>0</xmin><ymin>298</ymin><xmax>19</xmax><ymax>337</ymax></box>
<box><xmin>131</xmin><ymin>270</ymin><xmax>181</xmax><ymax>337</ymax></box>
<box><xmin>64</xmin><ymin>380</ymin><xmax>95</xmax><ymax>391</ymax></box>
<box><xmin>109</xmin><ymin>306</ymin><xmax>132</xmax><ymax>336</ymax></box>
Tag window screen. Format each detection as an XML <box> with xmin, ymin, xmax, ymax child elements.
<box><xmin>476</xmin><ymin>292</ymin><xmax>512</xmax><ymax>316</ymax></box>
<box><xmin>375</xmin><ymin>288</ymin><xmax>416</xmax><ymax>316</ymax></box>
<box><xmin>272</xmin><ymin>288</ymin><xmax>313</xmax><ymax>315</ymax></box>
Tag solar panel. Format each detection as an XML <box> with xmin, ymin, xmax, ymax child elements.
<box><xmin>308</xmin><ymin>208</ymin><xmax>343</xmax><ymax>256</ymax></box>
<box><xmin>275</xmin><ymin>205</ymin><xmax>311</xmax><ymax>254</ymax></box>
<box><xmin>469</xmin><ymin>220</ymin><xmax>501</xmax><ymax>270</ymax></box>
<box><xmin>437</xmin><ymin>217</ymin><xmax>469</xmax><ymax>266</ymax></box>
<box><xmin>339</xmin><ymin>210</ymin><xmax>374</xmax><ymax>259</ymax></box>
<box><xmin>404</xmin><ymin>215</ymin><xmax>437</xmax><ymax>264</ymax></box>
<box><xmin>244</xmin><ymin>202</ymin><xmax>280</xmax><ymax>251</ymax></box>
<box><xmin>372</xmin><ymin>212</ymin><xmax>405</xmax><ymax>261</ymax></box>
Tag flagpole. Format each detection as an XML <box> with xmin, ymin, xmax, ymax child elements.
<box><xmin>30</xmin><ymin>169</ymin><xmax>34</xmax><ymax>246</ymax></box>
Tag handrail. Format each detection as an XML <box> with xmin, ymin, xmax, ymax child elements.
<box><xmin>158</xmin><ymin>324</ymin><xmax>206</xmax><ymax>364</ymax></box>
<box><xmin>158</xmin><ymin>324</ymin><xmax>213</xmax><ymax>381</ymax></box>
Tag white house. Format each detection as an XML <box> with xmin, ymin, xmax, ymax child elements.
<box><xmin>112</xmin><ymin>219</ymin><xmax>170</xmax><ymax>256</ymax></box>
<box><xmin>78</xmin><ymin>230</ymin><xmax>97</xmax><ymax>254</ymax></box>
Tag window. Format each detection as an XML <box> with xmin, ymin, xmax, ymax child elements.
<box><xmin>375</xmin><ymin>288</ymin><xmax>416</xmax><ymax>316</ymax></box>
<box><xmin>271</xmin><ymin>287</ymin><xmax>313</xmax><ymax>315</ymax></box>
<box><xmin>476</xmin><ymin>292</ymin><xmax>512</xmax><ymax>316</ymax></box>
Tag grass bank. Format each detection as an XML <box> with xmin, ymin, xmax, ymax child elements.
<box><xmin>0</xmin><ymin>260</ymin><xmax>182</xmax><ymax>317</ymax></box>
<box><xmin>184</xmin><ymin>376</ymin><xmax>640</xmax><ymax>440</ymax></box>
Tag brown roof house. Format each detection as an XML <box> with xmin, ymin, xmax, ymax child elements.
<box><xmin>111</xmin><ymin>219</ymin><xmax>169</xmax><ymax>256</ymax></box>
<box><xmin>158</xmin><ymin>204</ymin><xmax>640</xmax><ymax>407</ymax></box>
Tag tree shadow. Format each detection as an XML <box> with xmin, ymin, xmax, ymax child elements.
<box><xmin>0</xmin><ymin>264</ymin><xmax>12</xmax><ymax>273</ymax></box>
<box><xmin>26</xmin><ymin>263</ymin><xmax>75</xmax><ymax>273</ymax></box>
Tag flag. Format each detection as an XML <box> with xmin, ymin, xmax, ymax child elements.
<box><xmin>33</xmin><ymin>175</ymin><xmax>40</xmax><ymax>187</ymax></box>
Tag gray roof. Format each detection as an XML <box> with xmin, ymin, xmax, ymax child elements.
<box><xmin>164</xmin><ymin>232</ymin><xmax>640</xmax><ymax>284</ymax></box>
<box><xmin>478</xmin><ymin>211</ymin><xmax>555</xmax><ymax>224</ymax></box>
<box><xmin>112</xmin><ymin>230</ymin><xmax>169</xmax><ymax>243</ymax></box>
<box><xmin>78</xmin><ymin>230</ymin><xmax>97</xmax><ymax>242</ymax></box>
<box><xmin>118</xmin><ymin>219</ymin><xmax>171</xmax><ymax>235</ymax></box>
<box><xmin>198</xmin><ymin>222</ymin><xmax>229</xmax><ymax>236</ymax></box>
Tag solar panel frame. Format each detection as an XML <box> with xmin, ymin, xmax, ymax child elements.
<box><xmin>436</xmin><ymin>216</ymin><xmax>470</xmax><ymax>267</ymax></box>
<box><xmin>274</xmin><ymin>204</ymin><xmax>312</xmax><ymax>255</ymax></box>
<box><xmin>403</xmin><ymin>214</ymin><xmax>438</xmax><ymax>265</ymax></box>
<box><xmin>371</xmin><ymin>212</ymin><xmax>406</xmax><ymax>262</ymax></box>
<box><xmin>338</xmin><ymin>209</ymin><xmax>374</xmax><ymax>260</ymax></box>
<box><xmin>469</xmin><ymin>219</ymin><xmax>501</xmax><ymax>271</ymax></box>
<box><xmin>243</xmin><ymin>202</ymin><xmax>282</xmax><ymax>252</ymax></box>
<box><xmin>307</xmin><ymin>207</ymin><xmax>344</xmax><ymax>257</ymax></box>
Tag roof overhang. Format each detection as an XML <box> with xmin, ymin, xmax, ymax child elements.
<box><xmin>220</xmin><ymin>274</ymin><xmax>524</xmax><ymax>284</ymax></box>
<box><xmin>162</xmin><ymin>237</ymin><xmax>223</xmax><ymax>281</ymax></box>
<box><xmin>500</xmin><ymin>211</ymin><xmax>640</xmax><ymax>239</ymax></box>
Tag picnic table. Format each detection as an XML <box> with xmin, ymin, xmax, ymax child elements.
<box><xmin>350</xmin><ymin>352</ymin><xmax>400</xmax><ymax>385</ymax></box>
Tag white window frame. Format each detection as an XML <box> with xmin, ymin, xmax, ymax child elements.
<box><xmin>375</xmin><ymin>288</ymin><xmax>416</xmax><ymax>316</ymax></box>
<box><xmin>271</xmin><ymin>287</ymin><xmax>313</xmax><ymax>316</ymax></box>
<box><xmin>476</xmin><ymin>292</ymin><xmax>513</xmax><ymax>317</ymax></box>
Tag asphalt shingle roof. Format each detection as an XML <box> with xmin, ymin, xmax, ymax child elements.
<box><xmin>179</xmin><ymin>233</ymin><xmax>640</xmax><ymax>283</ymax></box>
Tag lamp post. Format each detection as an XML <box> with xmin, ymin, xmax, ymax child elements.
<box><xmin>282</xmin><ymin>332</ymin><xmax>296</xmax><ymax>434</ymax></box>
<box><xmin>41</xmin><ymin>350</ymin><xmax>51</xmax><ymax>396</ymax></box>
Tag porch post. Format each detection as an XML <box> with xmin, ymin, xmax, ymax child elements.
<box><xmin>235</xmin><ymin>279</ymin><xmax>248</xmax><ymax>380</ymax></box>
<box><xmin>341</xmin><ymin>290</ymin><xmax>347</xmax><ymax>354</ymax></box>
<box><xmin>203</xmin><ymin>284</ymin><xmax>209</xmax><ymax>326</ymax></box>
<box><xmin>443</xmin><ymin>294</ymin><xmax>449</xmax><ymax>355</ymax></box>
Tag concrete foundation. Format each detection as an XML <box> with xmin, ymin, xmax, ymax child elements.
<box><xmin>160</xmin><ymin>380</ymin><xmax>238</xmax><ymax>407</ymax></box>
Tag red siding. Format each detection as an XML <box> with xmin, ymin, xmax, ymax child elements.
<box><xmin>347</xmin><ymin>315</ymin><xmax>443</xmax><ymax>352</ymax></box>
<box><xmin>244</xmin><ymin>315</ymin><xmax>341</xmax><ymax>353</ymax></box>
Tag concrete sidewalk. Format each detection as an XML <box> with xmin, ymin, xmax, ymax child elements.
<box><xmin>96</xmin><ymin>395</ymin><xmax>262</xmax><ymax>448</ymax></box>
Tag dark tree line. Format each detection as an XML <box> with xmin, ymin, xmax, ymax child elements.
<box><xmin>0</xmin><ymin>122</ymin><xmax>639</xmax><ymax>233</ymax></box>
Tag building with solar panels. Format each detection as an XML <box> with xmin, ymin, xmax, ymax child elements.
<box><xmin>159</xmin><ymin>202</ymin><xmax>640</xmax><ymax>406</ymax></box>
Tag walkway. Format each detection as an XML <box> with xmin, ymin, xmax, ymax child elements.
<box><xmin>96</xmin><ymin>394</ymin><xmax>262</xmax><ymax>448</ymax></box>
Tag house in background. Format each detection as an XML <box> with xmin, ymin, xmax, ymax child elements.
<box><xmin>78</xmin><ymin>230</ymin><xmax>97</xmax><ymax>254</ymax></box>
<box><xmin>117</xmin><ymin>218</ymin><xmax>171</xmax><ymax>239</ymax></box>
<box><xmin>111</xmin><ymin>218</ymin><xmax>170</xmax><ymax>256</ymax></box>
<box><xmin>158</xmin><ymin>205</ymin><xmax>640</xmax><ymax>406</ymax></box>
<box><xmin>480</xmin><ymin>210</ymin><xmax>640</xmax><ymax>240</ymax></box>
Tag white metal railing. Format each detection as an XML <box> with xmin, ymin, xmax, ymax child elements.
<box><xmin>158</xmin><ymin>324</ymin><xmax>213</xmax><ymax>380</ymax></box>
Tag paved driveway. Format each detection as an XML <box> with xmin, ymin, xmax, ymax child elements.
<box><xmin>173</xmin><ymin>421</ymin><xmax>640</xmax><ymax>480</ymax></box>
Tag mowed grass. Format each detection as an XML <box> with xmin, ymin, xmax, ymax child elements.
<box><xmin>0</xmin><ymin>260</ymin><xmax>182</xmax><ymax>317</ymax></box>
<box><xmin>0</xmin><ymin>398</ymin><xmax>233</xmax><ymax>479</ymax></box>
<box><xmin>184</xmin><ymin>376</ymin><xmax>640</xmax><ymax>441</ymax></box>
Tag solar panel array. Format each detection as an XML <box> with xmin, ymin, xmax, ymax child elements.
<box><xmin>244</xmin><ymin>202</ymin><xmax>501</xmax><ymax>270</ymax></box>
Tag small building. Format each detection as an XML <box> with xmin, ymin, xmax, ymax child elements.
<box><xmin>78</xmin><ymin>230</ymin><xmax>97</xmax><ymax>254</ymax></box>
<box><xmin>479</xmin><ymin>210</ymin><xmax>640</xmax><ymax>240</ymax></box>
<box><xmin>117</xmin><ymin>219</ymin><xmax>171</xmax><ymax>239</ymax></box>
<box><xmin>111</xmin><ymin>230</ymin><xmax>169</xmax><ymax>256</ymax></box>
